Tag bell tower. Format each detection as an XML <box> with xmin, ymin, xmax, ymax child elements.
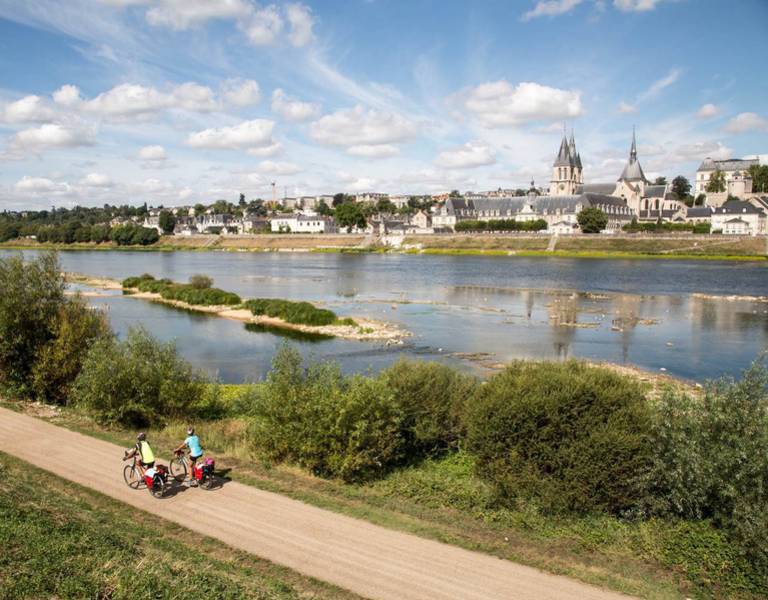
<box><xmin>550</xmin><ymin>128</ymin><xmax>581</xmax><ymax>196</ymax></box>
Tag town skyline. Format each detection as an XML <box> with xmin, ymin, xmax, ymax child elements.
<box><xmin>1</xmin><ymin>0</ymin><xmax>767</xmax><ymax>210</ymax></box>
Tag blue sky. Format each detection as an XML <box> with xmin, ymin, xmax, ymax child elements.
<box><xmin>1</xmin><ymin>0</ymin><xmax>767</xmax><ymax>209</ymax></box>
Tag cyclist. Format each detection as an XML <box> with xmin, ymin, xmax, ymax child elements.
<box><xmin>174</xmin><ymin>426</ymin><xmax>203</xmax><ymax>486</ymax></box>
<box><xmin>123</xmin><ymin>432</ymin><xmax>155</xmax><ymax>477</ymax></box>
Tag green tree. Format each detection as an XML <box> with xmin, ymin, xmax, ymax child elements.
<box><xmin>449</xmin><ymin>189</ymin><xmax>462</xmax><ymax>199</ymax></box>
<box><xmin>334</xmin><ymin>202</ymin><xmax>367</xmax><ymax>232</ymax></box>
<box><xmin>158</xmin><ymin>210</ymin><xmax>176</xmax><ymax>234</ymax></box>
<box><xmin>706</xmin><ymin>169</ymin><xmax>726</xmax><ymax>193</ymax></box>
<box><xmin>376</xmin><ymin>198</ymin><xmax>396</xmax><ymax>214</ymax></box>
<box><xmin>194</xmin><ymin>203</ymin><xmax>206</xmax><ymax>216</ymax></box>
<box><xmin>748</xmin><ymin>164</ymin><xmax>768</xmax><ymax>193</ymax></box>
<box><xmin>654</xmin><ymin>176</ymin><xmax>668</xmax><ymax>185</ymax></box>
<box><xmin>672</xmin><ymin>175</ymin><xmax>691</xmax><ymax>199</ymax></box>
<box><xmin>316</xmin><ymin>200</ymin><xmax>332</xmax><ymax>216</ymax></box>
<box><xmin>577</xmin><ymin>207</ymin><xmax>608</xmax><ymax>233</ymax></box>
<box><xmin>238</xmin><ymin>192</ymin><xmax>246</xmax><ymax>207</ymax></box>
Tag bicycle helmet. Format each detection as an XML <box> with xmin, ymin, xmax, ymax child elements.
<box><xmin>187</xmin><ymin>426</ymin><xmax>194</xmax><ymax>435</ymax></box>
<box><xmin>137</xmin><ymin>432</ymin><xmax>146</xmax><ymax>441</ymax></box>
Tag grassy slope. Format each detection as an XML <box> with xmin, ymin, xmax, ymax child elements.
<box><xmin>0</xmin><ymin>451</ymin><xmax>358</xmax><ymax>600</ymax></box>
<box><xmin>19</xmin><ymin>399</ymin><xmax>763</xmax><ymax>600</ymax></box>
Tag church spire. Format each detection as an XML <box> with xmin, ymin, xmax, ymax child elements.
<box><xmin>630</xmin><ymin>125</ymin><xmax>637</xmax><ymax>162</ymax></box>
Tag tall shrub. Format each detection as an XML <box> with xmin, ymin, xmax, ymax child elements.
<box><xmin>465</xmin><ymin>360</ymin><xmax>653</xmax><ymax>514</ymax></box>
<box><xmin>72</xmin><ymin>327</ymin><xmax>208</xmax><ymax>427</ymax></box>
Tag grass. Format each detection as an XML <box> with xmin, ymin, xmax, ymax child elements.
<box><xmin>0</xmin><ymin>451</ymin><xmax>358</xmax><ymax>600</ymax></box>
<box><xmin>122</xmin><ymin>274</ymin><xmax>241</xmax><ymax>306</ymax></box>
<box><xmin>22</xmin><ymin>401</ymin><xmax>765</xmax><ymax>600</ymax></box>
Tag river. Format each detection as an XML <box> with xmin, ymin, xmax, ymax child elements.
<box><xmin>6</xmin><ymin>249</ymin><xmax>768</xmax><ymax>382</ymax></box>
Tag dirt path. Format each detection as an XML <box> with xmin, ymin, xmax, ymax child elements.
<box><xmin>0</xmin><ymin>407</ymin><xmax>631</xmax><ymax>600</ymax></box>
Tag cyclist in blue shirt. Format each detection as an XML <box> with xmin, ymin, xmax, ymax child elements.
<box><xmin>174</xmin><ymin>426</ymin><xmax>204</xmax><ymax>487</ymax></box>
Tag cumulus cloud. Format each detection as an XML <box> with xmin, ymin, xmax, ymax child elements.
<box><xmin>187</xmin><ymin>119</ymin><xmax>276</xmax><ymax>150</ymax></box>
<box><xmin>310</xmin><ymin>106</ymin><xmax>418</xmax><ymax>151</ymax></box>
<box><xmin>145</xmin><ymin>0</ymin><xmax>251</xmax><ymax>30</ymax></box>
<box><xmin>271</xmin><ymin>88</ymin><xmax>320</xmax><ymax>121</ymax></box>
<box><xmin>696</xmin><ymin>103</ymin><xmax>719</xmax><ymax>119</ymax></box>
<box><xmin>257</xmin><ymin>160</ymin><xmax>302</xmax><ymax>175</ymax></box>
<box><xmin>223</xmin><ymin>79</ymin><xmax>260</xmax><ymax>106</ymax></box>
<box><xmin>2</xmin><ymin>95</ymin><xmax>56</xmax><ymax>123</ymax></box>
<box><xmin>241</xmin><ymin>5</ymin><xmax>283</xmax><ymax>44</ymax></box>
<box><xmin>15</xmin><ymin>176</ymin><xmax>70</xmax><ymax>193</ymax></box>
<box><xmin>434</xmin><ymin>141</ymin><xmax>496</xmax><ymax>169</ymax></box>
<box><xmin>247</xmin><ymin>142</ymin><xmax>283</xmax><ymax>157</ymax></box>
<box><xmin>9</xmin><ymin>124</ymin><xmax>96</xmax><ymax>152</ymax></box>
<box><xmin>286</xmin><ymin>3</ymin><xmax>314</xmax><ymax>47</ymax></box>
<box><xmin>459</xmin><ymin>81</ymin><xmax>583</xmax><ymax>127</ymax></box>
<box><xmin>618</xmin><ymin>101</ymin><xmax>636</xmax><ymax>114</ymax></box>
<box><xmin>172</xmin><ymin>82</ymin><xmax>219</xmax><ymax>111</ymax></box>
<box><xmin>138</xmin><ymin>145</ymin><xmax>167</xmax><ymax>161</ymax></box>
<box><xmin>346</xmin><ymin>144</ymin><xmax>399</xmax><ymax>158</ymax></box>
<box><xmin>53</xmin><ymin>84</ymin><xmax>83</xmax><ymax>107</ymax></box>
<box><xmin>521</xmin><ymin>0</ymin><xmax>584</xmax><ymax>21</ymax></box>
<box><xmin>724</xmin><ymin>112</ymin><xmax>768</xmax><ymax>134</ymax></box>
<box><xmin>79</xmin><ymin>172</ymin><xmax>113</xmax><ymax>187</ymax></box>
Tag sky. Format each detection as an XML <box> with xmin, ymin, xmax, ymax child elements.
<box><xmin>0</xmin><ymin>0</ymin><xmax>767</xmax><ymax>210</ymax></box>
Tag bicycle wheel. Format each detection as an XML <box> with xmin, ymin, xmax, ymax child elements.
<box><xmin>149</xmin><ymin>477</ymin><xmax>165</xmax><ymax>499</ymax></box>
<box><xmin>123</xmin><ymin>465</ymin><xmax>140</xmax><ymax>489</ymax></box>
<box><xmin>169</xmin><ymin>457</ymin><xmax>187</xmax><ymax>482</ymax></box>
<box><xmin>201</xmin><ymin>472</ymin><xmax>215</xmax><ymax>490</ymax></box>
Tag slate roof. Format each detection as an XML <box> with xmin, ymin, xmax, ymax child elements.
<box><xmin>697</xmin><ymin>158</ymin><xmax>759</xmax><ymax>172</ymax></box>
<box><xmin>644</xmin><ymin>185</ymin><xmax>667</xmax><ymax>198</ymax></box>
<box><xmin>576</xmin><ymin>183</ymin><xmax>616</xmax><ymax>195</ymax></box>
<box><xmin>618</xmin><ymin>131</ymin><xmax>648</xmax><ymax>183</ymax></box>
<box><xmin>714</xmin><ymin>200</ymin><xmax>764</xmax><ymax>215</ymax></box>
<box><xmin>686</xmin><ymin>207</ymin><xmax>714</xmax><ymax>218</ymax></box>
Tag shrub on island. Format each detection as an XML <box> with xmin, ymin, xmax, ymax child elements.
<box><xmin>122</xmin><ymin>274</ymin><xmax>241</xmax><ymax>306</ymax></box>
<box><xmin>244</xmin><ymin>298</ymin><xmax>342</xmax><ymax>327</ymax></box>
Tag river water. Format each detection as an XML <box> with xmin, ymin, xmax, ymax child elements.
<box><xmin>6</xmin><ymin>250</ymin><xmax>768</xmax><ymax>382</ymax></box>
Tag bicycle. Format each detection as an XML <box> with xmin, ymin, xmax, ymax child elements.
<box><xmin>171</xmin><ymin>449</ymin><xmax>216</xmax><ymax>490</ymax></box>
<box><xmin>123</xmin><ymin>451</ymin><xmax>168</xmax><ymax>499</ymax></box>
<box><xmin>123</xmin><ymin>453</ymin><xmax>144</xmax><ymax>489</ymax></box>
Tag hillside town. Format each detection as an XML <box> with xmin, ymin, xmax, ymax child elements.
<box><xmin>129</xmin><ymin>131</ymin><xmax>767</xmax><ymax>239</ymax></box>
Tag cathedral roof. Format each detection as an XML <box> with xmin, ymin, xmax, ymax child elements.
<box><xmin>553</xmin><ymin>134</ymin><xmax>572</xmax><ymax>167</ymax></box>
<box><xmin>696</xmin><ymin>158</ymin><xmax>759</xmax><ymax>172</ymax></box>
<box><xmin>618</xmin><ymin>129</ymin><xmax>648</xmax><ymax>183</ymax></box>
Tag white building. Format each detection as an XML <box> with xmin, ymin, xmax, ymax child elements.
<box><xmin>696</xmin><ymin>158</ymin><xmax>759</xmax><ymax>204</ymax></box>
<box><xmin>355</xmin><ymin>192</ymin><xmax>389</xmax><ymax>204</ymax></box>
<box><xmin>711</xmin><ymin>200</ymin><xmax>766</xmax><ymax>235</ymax></box>
<box><xmin>270</xmin><ymin>213</ymin><xmax>337</xmax><ymax>233</ymax></box>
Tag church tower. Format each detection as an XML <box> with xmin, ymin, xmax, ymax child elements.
<box><xmin>550</xmin><ymin>129</ymin><xmax>582</xmax><ymax>196</ymax></box>
<box><xmin>615</xmin><ymin>128</ymin><xmax>649</xmax><ymax>214</ymax></box>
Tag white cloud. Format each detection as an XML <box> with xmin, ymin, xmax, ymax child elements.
<box><xmin>434</xmin><ymin>141</ymin><xmax>496</xmax><ymax>169</ymax></box>
<box><xmin>521</xmin><ymin>0</ymin><xmax>584</xmax><ymax>21</ymax></box>
<box><xmin>79</xmin><ymin>172</ymin><xmax>113</xmax><ymax>187</ymax></box>
<box><xmin>614</xmin><ymin>0</ymin><xmax>664</xmax><ymax>11</ymax></box>
<box><xmin>271</xmin><ymin>88</ymin><xmax>320</xmax><ymax>121</ymax></box>
<box><xmin>172</xmin><ymin>82</ymin><xmax>218</xmax><ymax>111</ymax></box>
<box><xmin>138</xmin><ymin>145</ymin><xmax>167</xmax><ymax>161</ymax></box>
<box><xmin>15</xmin><ymin>176</ymin><xmax>69</xmax><ymax>193</ymax></box>
<box><xmin>696</xmin><ymin>103</ymin><xmax>719</xmax><ymax>119</ymax></box>
<box><xmin>346</xmin><ymin>144</ymin><xmax>399</xmax><ymax>158</ymax></box>
<box><xmin>247</xmin><ymin>142</ymin><xmax>283</xmax><ymax>157</ymax></box>
<box><xmin>286</xmin><ymin>3</ymin><xmax>314</xmax><ymax>47</ymax></box>
<box><xmin>53</xmin><ymin>84</ymin><xmax>82</xmax><ymax>107</ymax></box>
<box><xmin>241</xmin><ymin>5</ymin><xmax>283</xmax><ymax>44</ymax></box>
<box><xmin>257</xmin><ymin>160</ymin><xmax>302</xmax><ymax>175</ymax></box>
<box><xmin>618</xmin><ymin>101</ymin><xmax>636</xmax><ymax>114</ymax></box>
<box><xmin>337</xmin><ymin>171</ymin><xmax>379</xmax><ymax>192</ymax></box>
<box><xmin>724</xmin><ymin>112</ymin><xmax>768</xmax><ymax>134</ymax></box>
<box><xmin>637</xmin><ymin>69</ymin><xmax>680</xmax><ymax>103</ymax></box>
<box><xmin>2</xmin><ymin>95</ymin><xmax>56</xmax><ymax>123</ymax></box>
<box><xmin>460</xmin><ymin>80</ymin><xmax>583</xmax><ymax>127</ymax></box>
<box><xmin>223</xmin><ymin>79</ymin><xmax>260</xmax><ymax>106</ymax></box>
<box><xmin>10</xmin><ymin>124</ymin><xmax>96</xmax><ymax>152</ymax></box>
<box><xmin>187</xmin><ymin>119</ymin><xmax>275</xmax><ymax>150</ymax></box>
<box><xmin>145</xmin><ymin>0</ymin><xmax>251</xmax><ymax>30</ymax></box>
<box><xmin>310</xmin><ymin>106</ymin><xmax>418</xmax><ymax>149</ymax></box>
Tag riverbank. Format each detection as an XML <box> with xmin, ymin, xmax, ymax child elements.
<box><xmin>66</xmin><ymin>272</ymin><xmax>409</xmax><ymax>343</ymax></box>
<box><xmin>5</xmin><ymin>232</ymin><xmax>767</xmax><ymax>261</ymax></box>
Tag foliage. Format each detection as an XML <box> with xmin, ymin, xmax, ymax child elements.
<box><xmin>248</xmin><ymin>346</ymin><xmax>405</xmax><ymax>481</ymax></box>
<box><xmin>245</xmin><ymin>298</ymin><xmax>339</xmax><ymax>326</ymax></box>
<box><xmin>378</xmin><ymin>360</ymin><xmax>478</xmax><ymax>456</ymax></box>
<box><xmin>72</xmin><ymin>327</ymin><xmax>210</xmax><ymax>427</ymax></box>
<box><xmin>653</xmin><ymin>176</ymin><xmax>667</xmax><ymax>185</ymax></box>
<box><xmin>122</xmin><ymin>274</ymin><xmax>240</xmax><ymax>306</ymax></box>
<box><xmin>465</xmin><ymin>360</ymin><xmax>653</xmax><ymax>514</ymax></box>
<box><xmin>622</xmin><ymin>221</ymin><xmax>710</xmax><ymax>234</ymax></box>
<box><xmin>671</xmin><ymin>175</ymin><xmax>691</xmax><ymax>199</ymax></box>
<box><xmin>158</xmin><ymin>210</ymin><xmax>176</xmax><ymax>234</ymax></box>
<box><xmin>705</xmin><ymin>169</ymin><xmax>726</xmax><ymax>193</ymax></box>
<box><xmin>577</xmin><ymin>207</ymin><xmax>609</xmax><ymax>233</ymax></box>
<box><xmin>0</xmin><ymin>252</ymin><xmax>66</xmax><ymax>396</ymax></box>
<box><xmin>31</xmin><ymin>296</ymin><xmax>111</xmax><ymax>404</ymax></box>
<box><xmin>334</xmin><ymin>201</ymin><xmax>367</xmax><ymax>232</ymax></box>
<box><xmin>189</xmin><ymin>274</ymin><xmax>213</xmax><ymax>289</ymax></box>
<box><xmin>648</xmin><ymin>361</ymin><xmax>768</xmax><ymax>578</ymax></box>
<box><xmin>454</xmin><ymin>219</ymin><xmax>547</xmax><ymax>232</ymax></box>
<box><xmin>110</xmin><ymin>223</ymin><xmax>160</xmax><ymax>246</ymax></box>
<box><xmin>749</xmin><ymin>164</ymin><xmax>768</xmax><ymax>194</ymax></box>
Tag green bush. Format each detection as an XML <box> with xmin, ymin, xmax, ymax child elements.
<box><xmin>245</xmin><ymin>298</ymin><xmax>338</xmax><ymax>326</ymax></box>
<box><xmin>189</xmin><ymin>274</ymin><xmax>213</xmax><ymax>289</ymax></box>
<box><xmin>466</xmin><ymin>360</ymin><xmax>653</xmax><ymax>514</ymax></box>
<box><xmin>31</xmin><ymin>296</ymin><xmax>111</xmax><ymax>404</ymax></box>
<box><xmin>122</xmin><ymin>274</ymin><xmax>240</xmax><ymax>306</ymax></box>
<box><xmin>110</xmin><ymin>224</ymin><xmax>159</xmax><ymax>246</ymax></box>
<box><xmin>248</xmin><ymin>346</ymin><xmax>405</xmax><ymax>481</ymax></box>
<box><xmin>378</xmin><ymin>360</ymin><xmax>478</xmax><ymax>456</ymax></box>
<box><xmin>72</xmin><ymin>327</ymin><xmax>210</xmax><ymax>427</ymax></box>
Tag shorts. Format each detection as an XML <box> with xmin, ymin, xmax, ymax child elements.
<box><xmin>190</xmin><ymin>454</ymin><xmax>203</xmax><ymax>465</ymax></box>
<box><xmin>140</xmin><ymin>461</ymin><xmax>155</xmax><ymax>469</ymax></box>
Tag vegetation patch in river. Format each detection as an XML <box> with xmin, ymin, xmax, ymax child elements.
<box><xmin>122</xmin><ymin>273</ymin><xmax>241</xmax><ymax>306</ymax></box>
<box><xmin>245</xmin><ymin>322</ymin><xmax>335</xmax><ymax>342</ymax></box>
